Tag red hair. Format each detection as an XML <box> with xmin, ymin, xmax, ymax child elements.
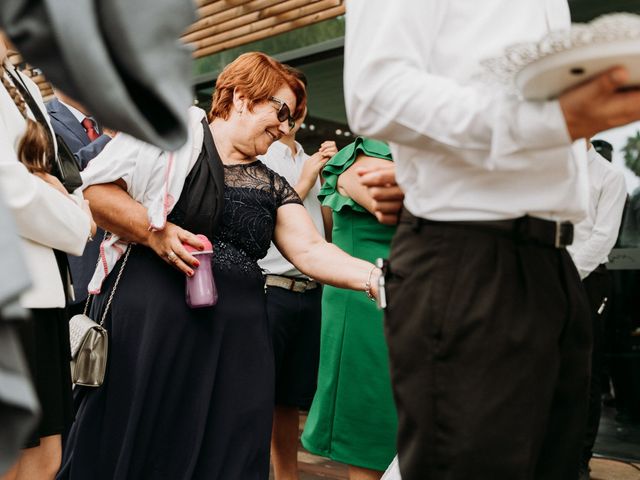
<box><xmin>208</xmin><ymin>52</ymin><xmax>306</xmax><ymax>122</ymax></box>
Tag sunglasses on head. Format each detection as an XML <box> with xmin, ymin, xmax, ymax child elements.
<box><xmin>269</xmin><ymin>96</ymin><xmax>296</xmax><ymax>130</ymax></box>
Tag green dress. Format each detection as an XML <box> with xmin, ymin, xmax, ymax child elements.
<box><xmin>301</xmin><ymin>137</ymin><xmax>398</xmax><ymax>471</ymax></box>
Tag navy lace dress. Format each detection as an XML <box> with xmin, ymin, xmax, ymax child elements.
<box><xmin>59</xmin><ymin>140</ymin><xmax>302</xmax><ymax>480</ymax></box>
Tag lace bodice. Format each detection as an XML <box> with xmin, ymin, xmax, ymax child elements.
<box><xmin>169</xmin><ymin>158</ymin><xmax>302</xmax><ymax>278</ymax></box>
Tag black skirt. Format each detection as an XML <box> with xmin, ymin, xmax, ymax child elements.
<box><xmin>17</xmin><ymin>307</ymin><xmax>73</xmax><ymax>448</ymax></box>
<box><xmin>59</xmin><ymin>246</ymin><xmax>274</xmax><ymax>480</ymax></box>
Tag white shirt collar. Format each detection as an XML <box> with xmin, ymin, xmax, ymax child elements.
<box><xmin>57</xmin><ymin>98</ymin><xmax>89</xmax><ymax>124</ymax></box>
<box><xmin>268</xmin><ymin>139</ymin><xmax>305</xmax><ymax>159</ymax></box>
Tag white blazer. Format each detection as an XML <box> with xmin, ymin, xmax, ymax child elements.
<box><xmin>0</xmin><ymin>62</ymin><xmax>90</xmax><ymax>309</ymax></box>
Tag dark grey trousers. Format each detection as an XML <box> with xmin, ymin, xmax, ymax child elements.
<box><xmin>385</xmin><ymin>213</ymin><xmax>591</xmax><ymax>480</ymax></box>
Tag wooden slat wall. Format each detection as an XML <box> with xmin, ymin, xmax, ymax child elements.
<box><xmin>7</xmin><ymin>52</ymin><xmax>55</xmax><ymax>101</ymax></box>
<box><xmin>188</xmin><ymin>0</ymin><xmax>345</xmax><ymax>58</ymax></box>
<box><xmin>8</xmin><ymin>0</ymin><xmax>345</xmax><ymax>98</ymax></box>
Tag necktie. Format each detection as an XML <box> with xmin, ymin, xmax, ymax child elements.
<box><xmin>81</xmin><ymin>117</ymin><xmax>100</xmax><ymax>141</ymax></box>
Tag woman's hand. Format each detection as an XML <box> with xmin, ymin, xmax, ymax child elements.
<box><xmin>318</xmin><ymin>140</ymin><xmax>338</xmax><ymax>158</ymax></box>
<box><xmin>366</xmin><ymin>266</ymin><xmax>382</xmax><ymax>302</ymax></box>
<box><xmin>147</xmin><ymin>222</ymin><xmax>205</xmax><ymax>276</ymax></box>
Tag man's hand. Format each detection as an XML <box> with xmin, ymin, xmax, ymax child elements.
<box><xmin>357</xmin><ymin>165</ymin><xmax>404</xmax><ymax>225</ymax></box>
<box><xmin>560</xmin><ymin>67</ymin><xmax>640</xmax><ymax>141</ymax></box>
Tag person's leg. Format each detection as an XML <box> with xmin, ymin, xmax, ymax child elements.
<box><xmin>577</xmin><ymin>267</ymin><xmax>611</xmax><ymax>477</ymax></box>
<box><xmin>14</xmin><ymin>435</ymin><xmax>62</xmax><ymax>480</ymax></box>
<box><xmin>267</xmin><ymin>286</ymin><xmax>303</xmax><ymax>480</ymax></box>
<box><xmin>385</xmin><ymin>219</ymin><xmax>590</xmax><ymax>480</ymax></box>
<box><xmin>348</xmin><ymin>465</ymin><xmax>383</xmax><ymax>480</ymax></box>
<box><xmin>271</xmin><ymin>405</ymin><xmax>301</xmax><ymax>480</ymax></box>
<box><xmin>534</xmin><ymin>252</ymin><xmax>592</xmax><ymax>480</ymax></box>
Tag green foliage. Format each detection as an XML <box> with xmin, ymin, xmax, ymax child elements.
<box><xmin>623</xmin><ymin>130</ymin><xmax>640</xmax><ymax>177</ymax></box>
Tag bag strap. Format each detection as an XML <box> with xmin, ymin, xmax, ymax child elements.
<box><xmin>5</xmin><ymin>66</ymin><xmax>55</xmax><ymax>147</ymax></box>
<box><xmin>99</xmin><ymin>245</ymin><xmax>131</xmax><ymax>326</ymax></box>
<box><xmin>81</xmin><ymin>240</ymin><xmax>131</xmax><ymax>325</ymax></box>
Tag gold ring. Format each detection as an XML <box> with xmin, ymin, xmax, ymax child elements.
<box><xmin>166</xmin><ymin>251</ymin><xmax>178</xmax><ymax>263</ymax></box>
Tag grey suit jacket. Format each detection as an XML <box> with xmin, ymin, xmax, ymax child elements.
<box><xmin>0</xmin><ymin>0</ymin><xmax>196</xmax><ymax>151</ymax></box>
<box><xmin>46</xmin><ymin>98</ymin><xmax>111</xmax><ymax>170</ymax></box>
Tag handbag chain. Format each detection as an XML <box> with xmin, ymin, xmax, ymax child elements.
<box><xmin>82</xmin><ymin>244</ymin><xmax>132</xmax><ymax>326</ymax></box>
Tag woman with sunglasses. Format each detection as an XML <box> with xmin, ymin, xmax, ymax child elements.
<box><xmin>59</xmin><ymin>52</ymin><xmax>381</xmax><ymax>480</ymax></box>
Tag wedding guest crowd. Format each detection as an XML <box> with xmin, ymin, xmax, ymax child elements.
<box><xmin>2</xmin><ymin>0</ymin><xmax>640</xmax><ymax>479</ymax></box>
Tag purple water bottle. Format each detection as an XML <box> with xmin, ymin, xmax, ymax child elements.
<box><xmin>184</xmin><ymin>234</ymin><xmax>218</xmax><ymax>308</ymax></box>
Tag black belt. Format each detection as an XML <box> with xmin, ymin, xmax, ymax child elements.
<box><xmin>400</xmin><ymin>209</ymin><xmax>573</xmax><ymax>248</ymax></box>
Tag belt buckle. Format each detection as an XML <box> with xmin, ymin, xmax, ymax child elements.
<box><xmin>290</xmin><ymin>279</ymin><xmax>306</xmax><ymax>292</ymax></box>
<box><xmin>555</xmin><ymin>221</ymin><xmax>573</xmax><ymax>248</ymax></box>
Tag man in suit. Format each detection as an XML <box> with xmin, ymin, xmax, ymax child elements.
<box><xmin>47</xmin><ymin>91</ymin><xmax>112</xmax><ymax>314</ymax></box>
<box><xmin>47</xmin><ymin>91</ymin><xmax>113</xmax><ymax>170</ymax></box>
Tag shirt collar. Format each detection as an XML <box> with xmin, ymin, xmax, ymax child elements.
<box><xmin>58</xmin><ymin>98</ymin><xmax>90</xmax><ymax>124</ymax></box>
<box><xmin>269</xmin><ymin>139</ymin><xmax>305</xmax><ymax>159</ymax></box>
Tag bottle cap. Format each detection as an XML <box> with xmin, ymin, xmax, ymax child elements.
<box><xmin>183</xmin><ymin>234</ymin><xmax>213</xmax><ymax>254</ymax></box>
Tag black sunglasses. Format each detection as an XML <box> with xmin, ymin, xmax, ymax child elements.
<box><xmin>269</xmin><ymin>96</ymin><xmax>296</xmax><ymax>129</ymax></box>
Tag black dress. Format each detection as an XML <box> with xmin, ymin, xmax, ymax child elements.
<box><xmin>59</xmin><ymin>137</ymin><xmax>302</xmax><ymax>479</ymax></box>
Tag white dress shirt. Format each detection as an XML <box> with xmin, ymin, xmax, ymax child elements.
<box><xmin>258</xmin><ymin>140</ymin><xmax>325</xmax><ymax>278</ymax></box>
<box><xmin>81</xmin><ymin>106</ymin><xmax>206</xmax><ymax>293</ymax></box>
<box><xmin>344</xmin><ymin>0</ymin><xmax>589</xmax><ymax>223</ymax></box>
<box><xmin>567</xmin><ymin>147</ymin><xmax>627</xmax><ymax>279</ymax></box>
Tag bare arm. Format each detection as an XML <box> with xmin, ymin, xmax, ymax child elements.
<box><xmin>321</xmin><ymin>205</ymin><xmax>333</xmax><ymax>242</ymax></box>
<box><xmin>294</xmin><ymin>141</ymin><xmax>338</xmax><ymax>200</ymax></box>
<box><xmin>84</xmin><ymin>181</ymin><xmax>203</xmax><ymax>276</ymax></box>
<box><xmin>336</xmin><ymin>154</ymin><xmax>392</xmax><ymax>214</ymax></box>
<box><xmin>273</xmin><ymin>203</ymin><xmax>380</xmax><ymax>297</ymax></box>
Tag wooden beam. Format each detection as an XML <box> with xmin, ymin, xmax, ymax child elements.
<box><xmin>190</xmin><ymin>0</ymin><xmax>342</xmax><ymax>51</ymax></box>
<box><xmin>185</xmin><ymin>0</ymin><xmax>317</xmax><ymax>43</ymax></box>
<box><xmin>194</xmin><ymin>0</ymin><xmax>256</xmax><ymax>22</ymax></box>
<box><xmin>186</xmin><ymin>0</ymin><xmax>288</xmax><ymax>36</ymax></box>
<box><xmin>193</xmin><ymin>4</ymin><xmax>344</xmax><ymax>58</ymax></box>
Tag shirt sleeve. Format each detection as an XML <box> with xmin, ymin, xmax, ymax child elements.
<box><xmin>572</xmin><ymin>158</ymin><xmax>628</xmax><ymax>279</ymax></box>
<box><xmin>344</xmin><ymin>0</ymin><xmax>572</xmax><ymax>171</ymax></box>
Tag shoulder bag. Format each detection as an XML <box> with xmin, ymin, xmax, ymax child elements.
<box><xmin>69</xmin><ymin>245</ymin><xmax>131</xmax><ymax>387</ymax></box>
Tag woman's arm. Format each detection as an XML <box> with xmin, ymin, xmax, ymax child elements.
<box><xmin>273</xmin><ymin>203</ymin><xmax>380</xmax><ymax>297</ymax></box>
<box><xmin>84</xmin><ymin>182</ymin><xmax>203</xmax><ymax>275</ymax></box>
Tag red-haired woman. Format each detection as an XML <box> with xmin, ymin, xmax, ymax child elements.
<box><xmin>0</xmin><ymin>34</ymin><xmax>95</xmax><ymax>480</ymax></box>
<box><xmin>59</xmin><ymin>52</ymin><xmax>381</xmax><ymax>480</ymax></box>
